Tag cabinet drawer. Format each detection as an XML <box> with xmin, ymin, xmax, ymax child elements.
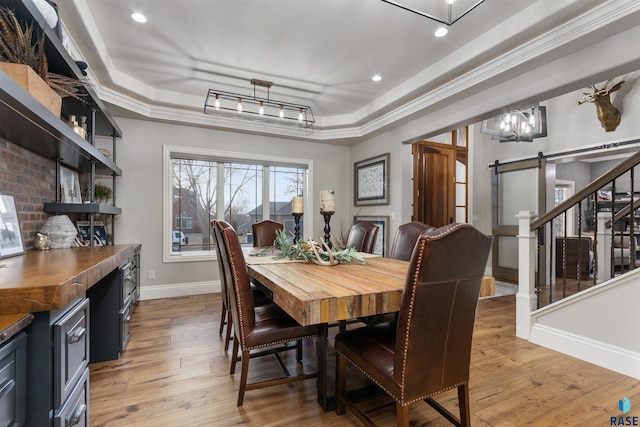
<box><xmin>54</xmin><ymin>298</ymin><xmax>89</xmax><ymax>410</ymax></box>
<box><xmin>120</xmin><ymin>262</ymin><xmax>134</xmax><ymax>307</ymax></box>
<box><xmin>0</xmin><ymin>332</ymin><xmax>26</xmax><ymax>427</ymax></box>
<box><xmin>120</xmin><ymin>301</ymin><xmax>132</xmax><ymax>352</ymax></box>
<box><xmin>54</xmin><ymin>368</ymin><xmax>89</xmax><ymax>427</ymax></box>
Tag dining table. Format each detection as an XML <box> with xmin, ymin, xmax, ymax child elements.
<box><xmin>244</xmin><ymin>248</ymin><xmax>409</xmax><ymax>411</ymax></box>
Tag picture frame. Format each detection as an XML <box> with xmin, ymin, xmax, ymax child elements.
<box><xmin>354</xmin><ymin>215</ymin><xmax>389</xmax><ymax>257</ymax></box>
<box><xmin>354</xmin><ymin>153</ymin><xmax>390</xmax><ymax>206</ymax></box>
<box><xmin>0</xmin><ymin>194</ymin><xmax>25</xmax><ymax>258</ymax></box>
<box><xmin>60</xmin><ymin>166</ymin><xmax>82</xmax><ymax>204</ymax></box>
<box><xmin>76</xmin><ymin>221</ymin><xmax>108</xmax><ymax>245</ymax></box>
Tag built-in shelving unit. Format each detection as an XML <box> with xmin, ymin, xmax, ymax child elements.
<box><xmin>0</xmin><ymin>0</ymin><xmax>123</xmax><ymax>244</ymax></box>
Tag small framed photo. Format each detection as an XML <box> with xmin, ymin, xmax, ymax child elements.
<box><xmin>354</xmin><ymin>215</ymin><xmax>389</xmax><ymax>257</ymax></box>
<box><xmin>0</xmin><ymin>194</ymin><xmax>25</xmax><ymax>258</ymax></box>
<box><xmin>77</xmin><ymin>221</ymin><xmax>108</xmax><ymax>245</ymax></box>
<box><xmin>60</xmin><ymin>166</ymin><xmax>82</xmax><ymax>204</ymax></box>
<box><xmin>354</xmin><ymin>153</ymin><xmax>389</xmax><ymax>206</ymax></box>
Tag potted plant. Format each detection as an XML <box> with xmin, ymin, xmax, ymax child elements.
<box><xmin>94</xmin><ymin>183</ymin><xmax>112</xmax><ymax>204</ymax></box>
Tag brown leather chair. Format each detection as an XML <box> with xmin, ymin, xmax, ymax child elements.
<box><xmin>211</xmin><ymin>220</ymin><xmax>271</xmax><ymax>351</ymax></box>
<box><xmin>252</xmin><ymin>220</ymin><xmax>284</xmax><ymax>247</ymax></box>
<box><xmin>345</xmin><ymin>221</ymin><xmax>379</xmax><ymax>254</ymax></box>
<box><xmin>214</xmin><ymin>220</ymin><xmax>319</xmax><ymax>406</ymax></box>
<box><xmin>388</xmin><ymin>221</ymin><xmax>434</xmax><ymax>261</ymax></box>
<box><xmin>335</xmin><ymin>223</ymin><xmax>493</xmax><ymax>427</ymax></box>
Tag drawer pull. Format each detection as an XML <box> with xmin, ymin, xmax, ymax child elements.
<box><xmin>68</xmin><ymin>326</ymin><xmax>87</xmax><ymax>344</ymax></box>
<box><xmin>69</xmin><ymin>403</ymin><xmax>87</xmax><ymax>426</ymax></box>
<box><xmin>0</xmin><ymin>378</ymin><xmax>15</xmax><ymax>400</ymax></box>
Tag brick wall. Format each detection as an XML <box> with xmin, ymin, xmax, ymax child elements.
<box><xmin>0</xmin><ymin>137</ymin><xmax>56</xmax><ymax>249</ymax></box>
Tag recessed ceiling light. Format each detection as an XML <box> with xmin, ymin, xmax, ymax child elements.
<box><xmin>372</xmin><ymin>75</ymin><xmax>382</xmax><ymax>82</ymax></box>
<box><xmin>434</xmin><ymin>27</ymin><xmax>448</xmax><ymax>37</ymax></box>
<box><xmin>131</xmin><ymin>12</ymin><xmax>147</xmax><ymax>23</ymax></box>
<box><xmin>445</xmin><ymin>0</ymin><xmax>456</xmax><ymax>4</ymax></box>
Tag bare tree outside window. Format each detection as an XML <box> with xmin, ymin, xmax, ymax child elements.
<box><xmin>168</xmin><ymin>152</ymin><xmax>307</xmax><ymax>255</ymax></box>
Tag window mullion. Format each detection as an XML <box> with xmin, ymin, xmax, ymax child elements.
<box><xmin>263</xmin><ymin>165</ymin><xmax>271</xmax><ymax>220</ymax></box>
<box><xmin>216</xmin><ymin>162</ymin><xmax>225</xmax><ymax>220</ymax></box>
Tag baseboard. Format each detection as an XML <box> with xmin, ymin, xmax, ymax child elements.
<box><xmin>140</xmin><ymin>280</ymin><xmax>221</xmax><ymax>300</ymax></box>
<box><xmin>530</xmin><ymin>323</ymin><xmax>640</xmax><ymax>380</ymax></box>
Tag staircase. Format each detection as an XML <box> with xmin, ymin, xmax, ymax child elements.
<box><xmin>515</xmin><ymin>150</ymin><xmax>640</xmax><ymax>380</ymax></box>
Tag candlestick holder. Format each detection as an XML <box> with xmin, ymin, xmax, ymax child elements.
<box><xmin>320</xmin><ymin>210</ymin><xmax>334</xmax><ymax>249</ymax></box>
<box><xmin>292</xmin><ymin>212</ymin><xmax>303</xmax><ymax>243</ymax></box>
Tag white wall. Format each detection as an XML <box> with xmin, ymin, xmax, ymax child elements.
<box><xmin>111</xmin><ymin>118</ymin><xmax>350</xmax><ymax>298</ymax></box>
<box><xmin>530</xmin><ymin>271</ymin><xmax>640</xmax><ymax>379</ymax></box>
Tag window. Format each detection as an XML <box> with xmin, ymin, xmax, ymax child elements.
<box><xmin>175</xmin><ymin>215</ymin><xmax>193</xmax><ymax>229</ymax></box>
<box><xmin>553</xmin><ymin>180</ymin><xmax>575</xmax><ymax>237</ymax></box>
<box><xmin>163</xmin><ymin>146</ymin><xmax>312</xmax><ymax>262</ymax></box>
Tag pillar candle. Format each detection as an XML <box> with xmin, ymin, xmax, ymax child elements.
<box><xmin>292</xmin><ymin>196</ymin><xmax>304</xmax><ymax>214</ymax></box>
<box><xmin>320</xmin><ymin>190</ymin><xmax>335</xmax><ymax>212</ymax></box>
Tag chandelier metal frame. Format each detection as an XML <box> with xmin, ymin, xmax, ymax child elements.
<box><xmin>204</xmin><ymin>79</ymin><xmax>315</xmax><ymax>128</ymax></box>
<box><xmin>379</xmin><ymin>0</ymin><xmax>487</xmax><ymax>26</ymax></box>
<box><xmin>480</xmin><ymin>104</ymin><xmax>548</xmax><ymax>143</ymax></box>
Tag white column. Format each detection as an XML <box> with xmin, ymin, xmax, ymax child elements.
<box><xmin>596</xmin><ymin>211</ymin><xmax>612</xmax><ymax>282</ymax></box>
<box><xmin>516</xmin><ymin>210</ymin><xmax>538</xmax><ymax>340</ymax></box>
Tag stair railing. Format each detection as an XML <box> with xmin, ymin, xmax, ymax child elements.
<box><xmin>530</xmin><ymin>150</ymin><xmax>640</xmax><ymax>309</ymax></box>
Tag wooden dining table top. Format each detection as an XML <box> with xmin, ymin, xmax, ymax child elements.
<box><xmin>247</xmin><ymin>255</ymin><xmax>409</xmax><ymax>326</ymax></box>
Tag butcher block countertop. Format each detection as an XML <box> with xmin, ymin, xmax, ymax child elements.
<box><xmin>0</xmin><ymin>245</ymin><xmax>138</xmax><ymax>315</ymax></box>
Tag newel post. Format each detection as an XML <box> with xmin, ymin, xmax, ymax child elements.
<box><xmin>516</xmin><ymin>210</ymin><xmax>537</xmax><ymax>340</ymax></box>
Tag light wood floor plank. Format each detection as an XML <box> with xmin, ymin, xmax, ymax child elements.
<box><xmin>89</xmin><ymin>294</ymin><xmax>638</xmax><ymax>426</ymax></box>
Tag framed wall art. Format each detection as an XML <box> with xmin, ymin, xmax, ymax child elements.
<box><xmin>354</xmin><ymin>215</ymin><xmax>389</xmax><ymax>257</ymax></box>
<box><xmin>354</xmin><ymin>153</ymin><xmax>389</xmax><ymax>206</ymax></box>
<box><xmin>60</xmin><ymin>166</ymin><xmax>82</xmax><ymax>203</ymax></box>
<box><xmin>0</xmin><ymin>194</ymin><xmax>25</xmax><ymax>258</ymax></box>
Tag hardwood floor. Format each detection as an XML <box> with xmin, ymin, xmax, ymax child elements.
<box><xmin>89</xmin><ymin>294</ymin><xmax>639</xmax><ymax>426</ymax></box>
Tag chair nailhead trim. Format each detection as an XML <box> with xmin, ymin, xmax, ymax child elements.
<box><xmin>337</xmin><ymin>351</ymin><xmax>468</xmax><ymax>406</ymax></box>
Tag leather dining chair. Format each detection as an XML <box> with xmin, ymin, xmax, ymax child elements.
<box><xmin>388</xmin><ymin>221</ymin><xmax>434</xmax><ymax>261</ymax></box>
<box><xmin>335</xmin><ymin>223</ymin><xmax>493</xmax><ymax>427</ymax></box>
<box><xmin>214</xmin><ymin>220</ymin><xmax>319</xmax><ymax>406</ymax></box>
<box><xmin>252</xmin><ymin>219</ymin><xmax>284</xmax><ymax>247</ymax></box>
<box><xmin>345</xmin><ymin>221</ymin><xmax>379</xmax><ymax>254</ymax></box>
<box><xmin>211</xmin><ymin>220</ymin><xmax>270</xmax><ymax>352</ymax></box>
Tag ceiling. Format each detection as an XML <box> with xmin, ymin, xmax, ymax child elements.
<box><xmin>56</xmin><ymin>0</ymin><xmax>615</xmax><ymax>143</ymax></box>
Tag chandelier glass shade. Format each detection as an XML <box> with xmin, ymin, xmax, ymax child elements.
<box><xmin>204</xmin><ymin>79</ymin><xmax>315</xmax><ymax>128</ymax></box>
<box><xmin>480</xmin><ymin>104</ymin><xmax>547</xmax><ymax>142</ymax></box>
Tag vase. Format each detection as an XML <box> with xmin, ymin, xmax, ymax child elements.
<box><xmin>39</xmin><ymin>215</ymin><xmax>77</xmax><ymax>248</ymax></box>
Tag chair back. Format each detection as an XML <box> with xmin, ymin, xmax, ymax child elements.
<box><xmin>388</xmin><ymin>221</ymin><xmax>434</xmax><ymax>261</ymax></box>
<box><xmin>345</xmin><ymin>221</ymin><xmax>379</xmax><ymax>254</ymax></box>
<box><xmin>210</xmin><ymin>220</ymin><xmax>231</xmax><ymax>311</ymax></box>
<box><xmin>395</xmin><ymin>223</ymin><xmax>493</xmax><ymax>401</ymax></box>
<box><xmin>252</xmin><ymin>220</ymin><xmax>284</xmax><ymax>247</ymax></box>
<box><xmin>214</xmin><ymin>220</ymin><xmax>256</xmax><ymax>345</ymax></box>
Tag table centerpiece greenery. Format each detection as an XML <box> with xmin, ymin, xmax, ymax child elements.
<box><xmin>251</xmin><ymin>229</ymin><xmax>365</xmax><ymax>266</ymax></box>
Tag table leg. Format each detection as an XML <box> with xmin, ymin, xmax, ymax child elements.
<box><xmin>316</xmin><ymin>323</ymin><xmax>335</xmax><ymax>411</ymax></box>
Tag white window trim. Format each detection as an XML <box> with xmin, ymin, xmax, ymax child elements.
<box><xmin>162</xmin><ymin>145</ymin><xmax>314</xmax><ymax>263</ymax></box>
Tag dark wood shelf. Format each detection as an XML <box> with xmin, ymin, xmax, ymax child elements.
<box><xmin>0</xmin><ymin>0</ymin><xmax>122</xmax><ymax>175</ymax></box>
<box><xmin>0</xmin><ymin>73</ymin><xmax>121</xmax><ymax>175</ymax></box>
<box><xmin>44</xmin><ymin>202</ymin><xmax>122</xmax><ymax>215</ymax></box>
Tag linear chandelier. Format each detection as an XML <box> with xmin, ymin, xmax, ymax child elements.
<box><xmin>204</xmin><ymin>79</ymin><xmax>315</xmax><ymax>128</ymax></box>
<box><xmin>480</xmin><ymin>104</ymin><xmax>548</xmax><ymax>143</ymax></box>
<box><xmin>380</xmin><ymin>0</ymin><xmax>487</xmax><ymax>36</ymax></box>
